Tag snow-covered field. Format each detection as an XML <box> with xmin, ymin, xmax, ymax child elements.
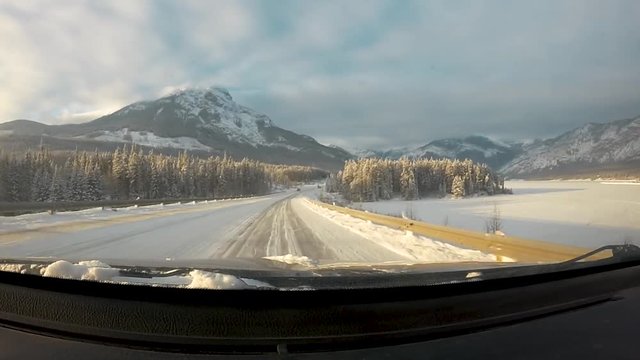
<box><xmin>354</xmin><ymin>181</ymin><xmax>640</xmax><ymax>249</ymax></box>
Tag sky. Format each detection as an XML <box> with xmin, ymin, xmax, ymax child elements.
<box><xmin>1</xmin><ymin>0</ymin><xmax>640</xmax><ymax>149</ymax></box>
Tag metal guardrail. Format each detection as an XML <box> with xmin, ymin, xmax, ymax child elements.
<box><xmin>0</xmin><ymin>195</ymin><xmax>256</xmax><ymax>216</ymax></box>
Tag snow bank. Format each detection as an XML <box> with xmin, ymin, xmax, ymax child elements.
<box><xmin>302</xmin><ymin>199</ymin><xmax>503</xmax><ymax>263</ymax></box>
<box><xmin>263</xmin><ymin>254</ymin><xmax>319</xmax><ymax>267</ymax></box>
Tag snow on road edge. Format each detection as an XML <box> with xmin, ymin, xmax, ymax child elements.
<box><xmin>301</xmin><ymin>198</ymin><xmax>508</xmax><ymax>263</ymax></box>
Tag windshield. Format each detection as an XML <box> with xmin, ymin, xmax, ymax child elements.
<box><xmin>0</xmin><ymin>1</ymin><xmax>639</xmax><ymax>289</ymax></box>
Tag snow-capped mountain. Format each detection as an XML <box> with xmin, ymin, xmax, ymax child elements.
<box><xmin>404</xmin><ymin>136</ymin><xmax>520</xmax><ymax>169</ymax></box>
<box><xmin>345</xmin><ymin>115</ymin><xmax>640</xmax><ymax>178</ymax></box>
<box><xmin>0</xmin><ymin>87</ymin><xmax>352</xmax><ymax>170</ymax></box>
<box><xmin>85</xmin><ymin>88</ymin><xmax>277</xmax><ymax>147</ymax></box>
<box><xmin>332</xmin><ymin>145</ymin><xmax>409</xmax><ymax>160</ymax></box>
<box><xmin>500</xmin><ymin>116</ymin><xmax>640</xmax><ymax>177</ymax></box>
<box><xmin>350</xmin><ymin>136</ymin><xmax>521</xmax><ymax>170</ymax></box>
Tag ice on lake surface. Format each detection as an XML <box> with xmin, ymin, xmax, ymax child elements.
<box><xmin>355</xmin><ymin>181</ymin><xmax>640</xmax><ymax>249</ymax></box>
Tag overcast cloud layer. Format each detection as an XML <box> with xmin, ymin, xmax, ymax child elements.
<box><xmin>1</xmin><ymin>0</ymin><xmax>639</xmax><ymax>148</ymax></box>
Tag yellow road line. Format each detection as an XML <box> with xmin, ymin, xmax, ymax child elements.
<box><xmin>312</xmin><ymin>200</ymin><xmax>610</xmax><ymax>263</ymax></box>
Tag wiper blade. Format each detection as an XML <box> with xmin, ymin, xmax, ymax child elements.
<box><xmin>116</xmin><ymin>267</ymin><xmax>191</xmax><ymax>278</ymax></box>
<box><xmin>561</xmin><ymin>244</ymin><xmax>640</xmax><ymax>264</ymax></box>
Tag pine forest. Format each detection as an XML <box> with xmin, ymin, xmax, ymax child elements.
<box><xmin>325</xmin><ymin>158</ymin><xmax>508</xmax><ymax>202</ymax></box>
<box><xmin>0</xmin><ymin>146</ymin><xmax>325</xmax><ymax>203</ymax></box>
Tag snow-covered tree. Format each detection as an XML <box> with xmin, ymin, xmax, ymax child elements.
<box><xmin>49</xmin><ymin>166</ymin><xmax>64</xmax><ymax>202</ymax></box>
<box><xmin>0</xmin><ymin>145</ymin><xmax>327</xmax><ymax>203</ymax></box>
<box><xmin>335</xmin><ymin>157</ymin><xmax>505</xmax><ymax>202</ymax></box>
<box><xmin>111</xmin><ymin>147</ymin><xmax>129</xmax><ymax>198</ymax></box>
<box><xmin>452</xmin><ymin>175</ymin><xmax>465</xmax><ymax>198</ymax></box>
<box><xmin>400</xmin><ymin>164</ymin><xmax>418</xmax><ymax>200</ymax></box>
<box><xmin>127</xmin><ymin>148</ymin><xmax>143</xmax><ymax>199</ymax></box>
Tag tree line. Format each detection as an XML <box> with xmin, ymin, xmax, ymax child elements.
<box><xmin>0</xmin><ymin>146</ymin><xmax>326</xmax><ymax>203</ymax></box>
<box><xmin>325</xmin><ymin>157</ymin><xmax>507</xmax><ymax>202</ymax></box>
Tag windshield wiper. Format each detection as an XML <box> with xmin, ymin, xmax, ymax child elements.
<box><xmin>116</xmin><ymin>267</ymin><xmax>191</xmax><ymax>278</ymax></box>
<box><xmin>561</xmin><ymin>244</ymin><xmax>640</xmax><ymax>265</ymax></box>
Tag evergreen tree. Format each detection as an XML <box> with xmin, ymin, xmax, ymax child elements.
<box><xmin>31</xmin><ymin>166</ymin><xmax>51</xmax><ymax>202</ymax></box>
<box><xmin>7</xmin><ymin>155</ymin><xmax>22</xmax><ymax>202</ymax></box>
<box><xmin>84</xmin><ymin>155</ymin><xmax>104</xmax><ymax>201</ymax></box>
<box><xmin>400</xmin><ymin>164</ymin><xmax>418</xmax><ymax>200</ymax></box>
<box><xmin>112</xmin><ymin>147</ymin><xmax>129</xmax><ymax>199</ymax></box>
<box><xmin>0</xmin><ymin>146</ymin><xmax>326</xmax><ymax>202</ymax></box>
<box><xmin>334</xmin><ymin>157</ymin><xmax>504</xmax><ymax>202</ymax></box>
<box><xmin>452</xmin><ymin>175</ymin><xmax>465</xmax><ymax>198</ymax></box>
<box><xmin>49</xmin><ymin>166</ymin><xmax>64</xmax><ymax>202</ymax></box>
<box><xmin>127</xmin><ymin>148</ymin><xmax>143</xmax><ymax>199</ymax></box>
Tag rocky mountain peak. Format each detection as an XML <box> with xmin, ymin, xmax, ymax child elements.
<box><xmin>167</xmin><ymin>86</ymin><xmax>233</xmax><ymax>102</ymax></box>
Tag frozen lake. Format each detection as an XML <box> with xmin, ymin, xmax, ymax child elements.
<box><xmin>355</xmin><ymin>181</ymin><xmax>640</xmax><ymax>249</ymax></box>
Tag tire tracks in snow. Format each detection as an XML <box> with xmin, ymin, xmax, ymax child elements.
<box><xmin>215</xmin><ymin>195</ymin><xmax>338</xmax><ymax>259</ymax></box>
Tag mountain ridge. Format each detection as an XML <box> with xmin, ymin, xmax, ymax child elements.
<box><xmin>499</xmin><ymin>115</ymin><xmax>640</xmax><ymax>178</ymax></box>
<box><xmin>342</xmin><ymin>115</ymin><xmax>640</xmax><ymax>178</ymax></box>
<box><xmin>345</xmin><ymin>135</ymin><xmax>522</xmax><ymax>170</ymax></box>
<box><xmin>0</xmin><ymin>88</ymin><xmax>352</xmax><ymax>170</ymax></box>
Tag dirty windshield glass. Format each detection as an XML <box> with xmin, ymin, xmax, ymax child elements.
<box><xmin>0</xmin><ymin>1</ymin><xmax>639</xmax><ymax>289</ymax></box>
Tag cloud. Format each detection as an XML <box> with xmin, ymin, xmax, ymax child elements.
<box><xmin>55</xmin><ymin>106</ymin><xmax>123</xmax><ymax>124</ymax></box>
<box><xmin>0</xmin><ymin>0</ymin><xmax>159</xmax><ymax>121</ymax></box>
<box><xmin>1</xmin><ymin>0</ymin><xmax>639</xmax><ymax>149</ymax></box>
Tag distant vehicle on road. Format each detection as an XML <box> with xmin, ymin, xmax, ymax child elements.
<box><xmin>296</xmin><ymin>188</ymin><xmax>301</xmax><ymax>191</ymax></box>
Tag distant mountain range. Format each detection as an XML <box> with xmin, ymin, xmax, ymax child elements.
<box><xmin>344</xmin><ymin>136</ymin><xmax>521</xmax><ymax>170</ymax></box>
<box><xmin>0</xmin><ymin>88</ymin><xmax>351</xmax><ymax>170</ymax></box>
<box><xmin>342</xmin><ymin>116</ymin><xmax>640</xmax><ymax>179</ymax></box>
<box><xmin>1</xmin><ymin>88</ymin><xmax>638</xmax><ymax>178</ymax></box>
<box><xmin>500</xmin><ymin>116</ymin><xmax>640</xmax><ymax>178</ymax></box>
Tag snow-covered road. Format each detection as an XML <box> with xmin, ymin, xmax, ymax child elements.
<box><xmin>0</xmin><ymin>188</ymin><xmax>498</xmax><ymax>265</ymax></box>
<box><xmin>0</xmin><ymin>193</ymin><xmax>291</xmax><ymax>260</ymax></box>
<box><xmin>214</xmin><ymin>197</ymin><xmax>410</xmax><ymax>262</ymax></box>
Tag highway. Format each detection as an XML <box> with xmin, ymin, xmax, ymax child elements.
<box><xmin>0</xmin><ymin>188</ymin><xmax>411</xmax><ymax>263</ymax></box>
